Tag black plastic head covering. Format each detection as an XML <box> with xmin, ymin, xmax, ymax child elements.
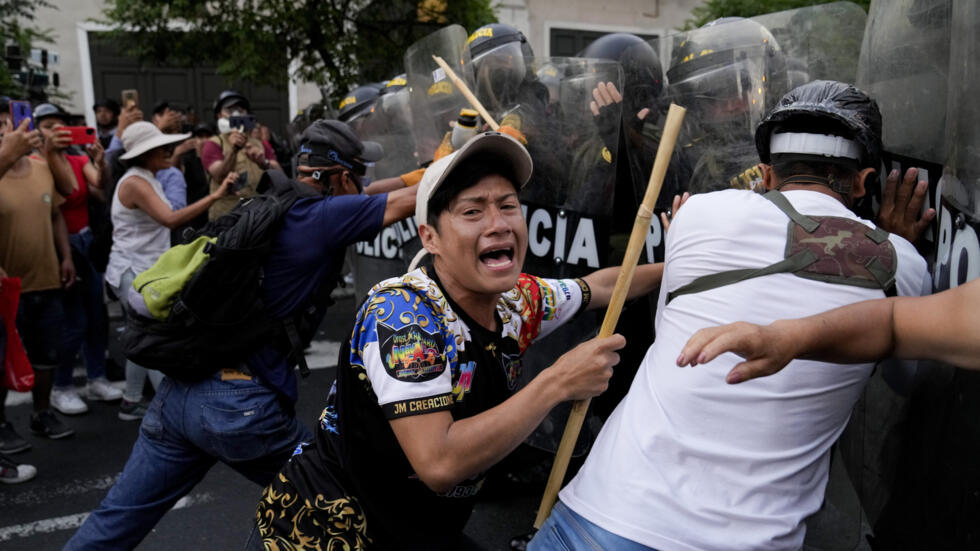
<box><xmin>212</xmin><ymin>90</ymin><xmax>250</xmax><ymax>117</ymax></box>
<box><xmin>755</xmin><ymin>80</ymin><xmax>883</xmax><ymax>171</ymax></box>
<box><xmin>33</xmin><ymin>103</ymin><xmax>70</xmax><ymax>124</ymax></box>
<box><xmin>297</xmin><ymin>119</ymin><xmax>384</xmax><ymax>176</ymax></box>
<box><xmin>337</xmin><ymin>84</ymin><xmax>381</xmax><ymax>122</ymax></box>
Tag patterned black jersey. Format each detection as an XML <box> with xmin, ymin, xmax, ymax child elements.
<box><xmin>257</xmin><ymin>265</ymin><xmax>589</xmax><ymax>550</ymax></box>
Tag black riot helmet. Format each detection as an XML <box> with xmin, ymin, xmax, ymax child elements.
<box><xmin>466</xmin><ymin>23</ymin><xmax>535</xmax><ymax>114</ymax></box>
<box><xmin>667</xmin><ymin>18</ymin><xmax>787</xmax><ymax>127</ymax></box>
<box><xmin>466</xmin><ymin>23</ymin><xmax>533</xmax><ymax>62</ymax></box>
<box><xmin>582</xmin><ymin>33</ymin><xmax>664</xmax><ymax>117</ymax></box>
<box><xmin>337</xmin><ymin>84</ymin><xmax>381</xmax><ymax>123</ymax></box>
<box><xmin>380</xmin><ymin>74</ymin><xmax>407</xmax><ymax>95</ymax></box>
<box><xmin>212</xmin><ymin>90</ymin><xmax>250</xmax><ymax>118</ymax></box>
<box><xmin>755</xmin><ymin>80</ymin><xmax>883</xmax><ymax>173</ymax></box>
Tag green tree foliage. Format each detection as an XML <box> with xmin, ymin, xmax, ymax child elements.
<box><xmin>0</xmin><ymin>0</ymin><xmax>55</xmax><ymax>99</ymax></box>
<box><xmin>683</xmin><ymin>0</ymin><xmax>870</xmax><ymax>29</ymax></box>
<box><xmin>100</xmin><ymin>0</ymin><xmax>497</xmax><ymax>102</ymax></box>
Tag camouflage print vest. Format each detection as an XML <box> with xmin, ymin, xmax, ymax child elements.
<box><xmin>667</xmin><ymin>190</ymin><xmax>897</xmax><ymax>304</ymax></box>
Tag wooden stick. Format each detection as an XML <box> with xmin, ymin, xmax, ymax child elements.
<box><xmin>431</xmin><ymin>54</ymin><xmax>500</xmax><ymax>131</ymax></box>
<box><xmin>533</xmin><ymin>103</ymin><xmax>687</xmax><ymax>529</ymax></box>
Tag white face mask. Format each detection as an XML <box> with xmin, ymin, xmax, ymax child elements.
<box><xmin>217</xmin><ymin>106</ymin><xmax>248</xmax><ymax>134</ymax></box>
<box><xmin>217</xmin><ymin>117</ymin><xmax>231</xmax><ymax>134</ymax></box>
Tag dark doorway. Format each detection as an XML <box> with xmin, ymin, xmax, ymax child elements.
<box><xmin>549</xmin><ymin>28</ymin><xmax>658</xmax><ymax>57</ymax></box>
<box><xmin>87</xmin><ymin>33</ymin><xmax>289</xmax><ymax>133</ymax></box>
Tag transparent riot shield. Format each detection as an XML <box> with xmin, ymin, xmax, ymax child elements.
<box><xmin>660</xmin><ymin>18</ymin><xmax>789</xmax><ymax>196</ymax></box>
<box><xmin>859</xmin><ymin>2</ymin><xmax>980</xmax><ymax>548</ymax></box>
<box><xmin>855</xmin><ymin>0</ymin><xmax>951</xmax><ymax>224</ymax></box>
<box><xmin>347</xmin><ymin>87</ymin><xmax>424</xmax><ymax>300</ymax></box>
<box><xmin>466</xmin><ymin>55</ymin><xmax>624</xmax><ymax>277</ymax></box>
<box><xmin>404</xmin><ymin>25</ymin><xmax>474</xmax><ymax>165</ymax></box>
<box><xmin>836</xmin><ymin>2</ymin><xmax>954</xmax><ymax>547</ymax></box>
<box><xmin>752</xmin><ymin>2</ymin><xmax>867</xmax><ymax>88</ymax></box>
<box><xmin>468</xmin><ymin>55</ymin><xmax>625</xmax><ymax>456</ymax></box>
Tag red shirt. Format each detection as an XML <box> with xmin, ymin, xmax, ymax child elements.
<box><xmin>61</xmin><ymin>154</ymin><xmax>91</xmax><ymax>234</ymax></box>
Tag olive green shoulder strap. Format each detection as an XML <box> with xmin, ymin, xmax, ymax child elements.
<box><xmin>666</xmin><ymin>250</ymin><xmax>819</xmax><ymax>304</ymax></box>
<box><xmin>666</xmin><ymin>190</ymin><xmax>819</xmax><ymax>305</ymax></box>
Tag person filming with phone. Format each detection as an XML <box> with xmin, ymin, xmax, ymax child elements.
<box><xmin>202</xmin><ymin>90</ymin><xmax>281</xmax><ymax>219</ymax></box>
<box><xmin>0</xmin><ymin>98</ymin><xmax>78</xmax><ymax>456</ymax></box>
<box><xmin>32</xmin><ymin>103</ymin><xmax>123</xmax><ymax>416</ymax></box>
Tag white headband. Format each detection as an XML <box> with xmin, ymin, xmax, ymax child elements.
<box><xmin>770</xmin><ymin>132</ymin><xmax>861</xmax><ymax>160</ymax></box>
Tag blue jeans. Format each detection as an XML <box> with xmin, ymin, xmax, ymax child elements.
<box><xmin>56</xmin><ymin>228</ymin><xmax>109</xmax><ymax>387</ymax></box>
<box><xmin>528</xmin><ymin>501</ymin><xmax>659</xmax><ymax>551</ymax></box>
<box><xmin>64</xmin><ymin>374</ymin><xmax>312</xmax><ymax>550</ymax></box>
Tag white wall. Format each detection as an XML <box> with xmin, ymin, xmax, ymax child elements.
<box><xmin>497</xmin><ymin>0</ymin><xmax>698</xmax><ymax>57</ymax></box>
<box><xmin>34</xmin><ymin>0</ymin><xmax>106</xmax><ymax>118</ymax></box>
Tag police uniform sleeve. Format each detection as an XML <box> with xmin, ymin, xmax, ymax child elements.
<box><xmin>352</xmin><ymin>287</ymin><xmax>454</xmax><ymax>419</ymax></box>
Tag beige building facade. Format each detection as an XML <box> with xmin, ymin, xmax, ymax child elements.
<box><xmin>31</xmin><ymin>0</ymin><xmax>698</xmax><ymax>127</ymax></box>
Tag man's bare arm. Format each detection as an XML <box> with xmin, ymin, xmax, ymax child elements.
<box><xmin>581</xmin><ymin>263</ymin><xmax>664</xmax><ymax>311</ymax></box>
<box><xmin>44</xmin><ymin>129</ymin><xmax>77</xmax><ymax>197</ymax></box>
<box><xmin>381</xmin><ymin>185</ymin><xmax>418</xmax><ymax>227</ymax></box>
<box><xmin>390</xmin><ymin>334</ymin><xmax>624</xmax><ymax>493</ymax></box>
<box><xmin>678</xmin><ymin>279</ymin><xmax>980</xmax><ymax>383</ymax></box>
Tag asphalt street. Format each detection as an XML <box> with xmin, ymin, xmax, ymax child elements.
<box><xmin>0</xmin><ymin>294</ymin><xmax>540</xmax><ymax>550</ymax></box>
<box><xmin>0</xmin><ymin>292</ymin><xmax>873</xmax><ymax>550</ymax></box>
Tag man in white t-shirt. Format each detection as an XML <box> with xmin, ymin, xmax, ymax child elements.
<box><xmin>531</xmin><ymin>81</ymin><xmax>931</xmax><ymax>550</ymax></box>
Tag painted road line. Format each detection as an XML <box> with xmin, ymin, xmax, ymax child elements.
<box><xmin>0</xmin><ymin>492</ymin><xmax>214</xmax><ymax>541</ymax></box>
<box><xmin>0</xmin><ymin>475</ymin><xmax>119</xmax><ymax>507</ymax></box>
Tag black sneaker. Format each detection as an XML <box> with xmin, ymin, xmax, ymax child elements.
<box><xmin>0</xmin><ymin>422</ymin><xmax>31</xmax><ymax>454</ymax></box>
<box><xmin>30</xmin><ymin>410</ymin><xmax>74</xmax><ymax>439</ymax></box>
<box><xmin>0</xmin><ymin>453</ymin><xmax>36</xmax><ymax>484</ymax></box>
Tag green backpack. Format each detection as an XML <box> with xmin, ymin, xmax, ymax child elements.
<box><xmin>132</xmin><ymin>236</ymin><xmax>216</xmax><ymax>321</ymax></box>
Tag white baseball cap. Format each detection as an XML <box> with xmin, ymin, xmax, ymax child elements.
<box><xmin>119</xmin><ymin>121</ymin><xmax>191</xmax><ymax>160</ymax></box>
<box><xmin>409</xmin><ymin>131</ymin><xmax>533</xmax><ymax>270</ymax></box>
<box><xmin>415</xmin><ymin>131</ymin><xmax>533</xmax><ymax>224</ymax></box>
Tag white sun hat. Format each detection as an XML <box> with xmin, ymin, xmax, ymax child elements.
<box><xmin>119</xmin><ymin>121</ymin><xmax>191</xmax><ymax>160</ymax></box>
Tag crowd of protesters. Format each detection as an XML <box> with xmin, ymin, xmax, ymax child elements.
<box><xmin>0</xmin><ymin>90</ymin><xmax>286</xmax><ymax>484</ymax></box>
<box><xmin>1</xmin><ymin>6</ymin><xmax>978</xmax><ymax>550</ymax></box>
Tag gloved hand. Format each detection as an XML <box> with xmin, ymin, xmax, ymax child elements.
<box><xmin>400</xmin><ymin>168</ymin><xmax>426</xmax><ymax>187</ymax></box>
<box><xmin>434</xmin><ymin>131</ymin><xmax>454</xmax><ymax>161</ymax></box>
<box><xmin>498</xmin><ymin>125</ymin><xmax>527</xmax><ymax>145</ymax></box>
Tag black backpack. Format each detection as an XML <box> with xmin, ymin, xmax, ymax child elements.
<box><xmin>120</xmin><ymin>170</ymin><xmax>336</xmax><ymax>381</ymax></box>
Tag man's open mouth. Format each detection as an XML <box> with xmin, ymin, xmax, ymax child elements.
<box><xmin>479</xmin><ymin>246</ymin><xmax>515</xmax><ymax>270</ymax></box>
